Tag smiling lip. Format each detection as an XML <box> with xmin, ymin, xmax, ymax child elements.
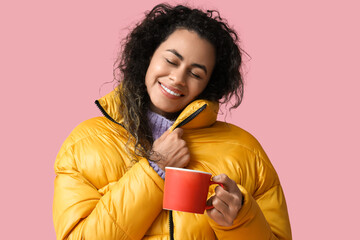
<box><xmin>158</xmin><ymin>82</ymin><xmax>184</xmax><ymax>99</ymax></box>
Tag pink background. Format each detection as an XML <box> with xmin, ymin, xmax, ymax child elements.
<box><xmin>1</xmin><ymin>0</ymin><xmax>359</xmax><ymax>239</ymax></box>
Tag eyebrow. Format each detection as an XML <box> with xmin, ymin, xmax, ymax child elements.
<box><xmin>166</xmin><ymin>49</ymin><xmax>208</xmax><ymax>75</ymax></box>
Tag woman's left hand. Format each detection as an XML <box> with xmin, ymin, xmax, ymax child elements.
<box><xmin>206</xmin><ymin>174</ymin><xmax>243</xmax><ymax>227</ymax></box>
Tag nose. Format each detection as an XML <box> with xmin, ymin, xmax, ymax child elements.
<box><xmin>169</xmin><ymin>68</ymin><xmax>186</xmax><ymax>86</ymax></box>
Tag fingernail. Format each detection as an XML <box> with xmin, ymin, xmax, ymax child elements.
<box><xmin>212</xmin><ymin>175</ymin><xmax>219</xmax><ymax>181</ymax></box>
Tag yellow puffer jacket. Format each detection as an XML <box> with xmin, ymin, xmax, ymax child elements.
<box><xmin>53</xmin><ymin>90</ymin><xmax>292</xmax><ymax>239</ymax></box>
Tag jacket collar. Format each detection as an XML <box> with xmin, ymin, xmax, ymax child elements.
<box><xmin>95</xmin><ymin>90</ymin><xmax>219</xmax><ymax>130</ymax></box>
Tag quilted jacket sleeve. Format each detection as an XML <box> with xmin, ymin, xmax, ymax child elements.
<box><xmin>53</xmin><ymin>149</ymin><xmax>164</xmax><ymax>240</ymax></box>
<box><xmin>207</xmin><ymin>184</ymin><xmax>291</xmax><ymax>240</ymax></box>
<box><xmin>207</xmin><ymin>151</ymin><xmax>291</xmax><ymax>239</ymax></box>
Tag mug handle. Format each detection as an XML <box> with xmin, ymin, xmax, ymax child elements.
<box><xmin>205</xmin><ymin>181</ymin><xmax>224</xmax><ymax>210</ymax></box>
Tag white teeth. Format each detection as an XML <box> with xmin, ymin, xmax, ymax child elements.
<box><xmin>160</xmin><ymin>83</ymin><xmax>181</xmax><ymax>96</ymax></box>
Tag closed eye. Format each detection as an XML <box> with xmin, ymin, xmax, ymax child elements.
<box><xmin>190</xmin><ymin>71</ymin><xmax>201</xmax><ymax>79</ymax></box>
<box><xmin>165</xmin><ymin>57</ymin><xmax>202</xmax><ymax>79</ymax></box>
<box><xmin>165</xmin><ymin>58</ymin><xmax>177</xmax><ymax>66</ymax></box>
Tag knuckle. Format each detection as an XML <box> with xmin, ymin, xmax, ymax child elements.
<box><xmin>215</xmin><ymin>186</ymin><xmax>224</xmax><ymax>196</ymax></box>
<box><xmin>226</xmin><ymin>217</ymin><xmax>234</xmax><ymax>226</ymax></box>
<box><xmin>212</xmin><ymin>197</ymin><xmax>219</xmax><ymax>207</ymax></box>
<box><xmin>231</xmin><ymin>198</ymin><xmax>239</xmax><ymax>206</ymax></box>
<box><xmin>175</xmin><ymin>128</ymin><xmax>183</xmax><ymax>135</ymax></box>
<box><xmin>233</xmin><ymin>195</ymin><xmax>241</xmax><ymax>204</ymax></box>
<box><xmin>179</xmin><ymin>148</ymin><xmax>186</xmax><ymax>156</ymax></box>
<box><xmin>183</xmin><ymin>147</ymin><xmax>190</xmax><ymax>154</ymax></box>
<box><xmin>219</xmin><ymin>174</ymin><xmax>227</xmax><ymax>181</ymax></box>
<box><xmin>180</xmin><ymin>142</ymin><xmax>187</xmax><ymax>149</ymax></box>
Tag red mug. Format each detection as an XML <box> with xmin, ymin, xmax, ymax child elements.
<box><xmin>163</xmin><ymin>167</ymin><xmax>223</xmax><ymax>214</ymax></box>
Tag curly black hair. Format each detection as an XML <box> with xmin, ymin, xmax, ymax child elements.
<box><xmin>115</xmin><ymin>3</ymin><xmax>244</xmax><ymax>159</ymax></box>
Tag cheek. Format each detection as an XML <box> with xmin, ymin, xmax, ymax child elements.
<box><xmin>145</xmin><ymin>66</ymin><xmax>157</xmax><ymax>86</ymax></box>
<box><xmin>156</xmin><ymin>60</ymin><xmax>170</xmax><ymax>73</ymax></box>
<box><xmin>194</xmin><ymin>80</ymin><xmax>210</xmax><ymax>95</ymax></box>
<box><xmin>146</xmin><ymin>62</ymin><xmax>166</xmax><ymax>81</ymax></box>
<box><xmin>144</xmin><ymin>71</ymin><xmax>151</xmax><ymax>88</ymax></box>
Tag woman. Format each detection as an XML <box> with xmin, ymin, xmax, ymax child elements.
<box><xmin>53</xmin><ymin>4</ymin><xmax>292</xmax><ymax>239</ymax></box>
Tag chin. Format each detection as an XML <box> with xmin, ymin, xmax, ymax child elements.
<box><xmin>153</xmin><ymin>105</ymin><xmax>183</xmax><ymax>119</ymax></box>
<box><xmin>162</xmin><ymin>108</ymin><xmax>182</xmax><ymax>115</ymax></box>
<box><xmin>154</xmin><ymin>102</ymin><xmax>182</xmax><ymax>112</ymax></box>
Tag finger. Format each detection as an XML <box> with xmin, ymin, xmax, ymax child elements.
<box><xmin>172</xmin><ymin>128</ymin><xmax>184</xmax><ymax>138</ymax></box>
<box><xmin>211</xmin><ymin>195</ymin><xmax>230</xmax><ymax>217</ymax></box>
<box><xmin>212</xmin><ymin>174</ymin><xmax>237</xmax><ymax>192</ymax></box>
<box><xmin>206</xmin><ymin>197</ymin><xmax>228</xmax><ymax>225</ymax></box>
<box><xmin>157</xmin><ymin>129</ymin><xmax>171</xmax><ymax>141</ymax></box>
<box><xmin>175</xmin><ymin>144</ymin><xmax>189</xmax><ymax>156</ymax></box>
<box><xmin>174</xmin><ymin>150</ymin><xmax>191</xmax><ymax>167</ymax></box>
<box><xmin>214</xmin><ymin>186</ymin><xmax>231</xmax><ymax>207</ymax></box>
<box><xmin>178</xmin><ymin>139</ymin><xmax>187</xmax><ymax>148</ymax></box>
<box><xmin>168</xmin><ymin>140</ymin><xmax>187</xmax><ymax>155</ymax></box>
<box><xmin>214</xmin><ymin>185</ymin><xmax>243</xmax><ymax>215</ymax></box>
<box><xmin>206</xmin><ymin>196</ymin><xmax>225</xmax><ymax>217</ymax></box>
<box><xmin>206</xmin><ymin>206</ymin><xmax>225</xmax><ymax>223</ymax></box>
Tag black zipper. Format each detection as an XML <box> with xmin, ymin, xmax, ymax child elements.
<box><xmin>169</xmin><ymin>210</ymin><xmax>174</xmax><ymax>240</ymax></box>
<box><xmin>173</xmin><ymin>104</ymin><xmax>207</xmax><ymax>129</ymax></box>
<box><xmin>95</xmin><ymin>100</ymin><xmax>125</xmax><ymax>127</ymax></box>
<box><xmin>168</xmin><ymin>103</ymin><xmax>207</xmax><ymax>240</ymax></box>
<box><xmin>96</xmin><ymin>100</ymin><xmax>208</xmax><ymax>240</ymax></box>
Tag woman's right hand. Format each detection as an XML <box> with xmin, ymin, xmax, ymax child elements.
<box><xmin>151</xmin><ymin>128</ymin><xmax>190</xmax><ymax>170</ymax></box>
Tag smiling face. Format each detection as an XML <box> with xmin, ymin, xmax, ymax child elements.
<box><xmin>145</xmin><ymin>29</ymin><xmax>216</xmax><ymax>118</ymax></box>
